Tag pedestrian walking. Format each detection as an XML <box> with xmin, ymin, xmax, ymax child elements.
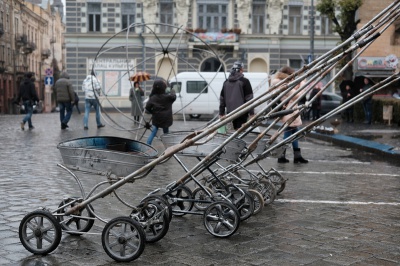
<box><xmin>82</xmin><ymin>73</ymin><xmax>105</xmax><ymax>130</ymax></box>
<box><xmin>145</xmin><ymin>79</ymin><xmax>176</xmax><ymax>145</ymax></box>
<box><xmin>271</xmin><ymin>66</ymin><xmax>308</xmax><ymax>164</ymax></box>
<box><xmin>129</xmin><ymin>81</ymin><xmax>144</xmax><ymax>123</ymax></box>
<box><xmin>360</xmin><ymin>77</ymin><xmax>373</xmax><ymax>124</ymax></box>
<box><xmin>219</xmin><ymin>61</ymin><xmax>254</xmax><ymax>130</ymax></box>
<box><xmin>54</xmin><ymin>71</ymin><xmax>75</xmax><ymax>129</ymax></box>
<box><xmin>17</xmin><ymin>72</ymin><xmax>39</xmax><ymax>130</ymax></box>
<box><xmin>72</xmin><ymin>91</ymin><xmax>81</xmax><ymax>114</ymax></box>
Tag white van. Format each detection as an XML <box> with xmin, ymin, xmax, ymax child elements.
<box><xmin>169</xmin><ymin>72</ymin><xmax>269</xmax><ymax>118</ymax></box>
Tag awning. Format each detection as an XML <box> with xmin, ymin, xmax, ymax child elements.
<box><xmin>354</xmin><ymin>70</ymin><xmax>397</xmax><ymax>79</ymax></box>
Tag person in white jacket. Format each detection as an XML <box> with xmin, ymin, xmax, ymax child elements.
<box><xmin>82</xmin><ymin>72</ymin><xmax>105</xmax><ymax>130</ymax></box>
<box><xmin>270</xmin><ymin>66</ymin><xmax>308</xmax><ymax>164</ymax></box>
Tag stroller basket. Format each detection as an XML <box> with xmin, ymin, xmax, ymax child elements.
<box><xmin>161</xmin><ymin>131</ymin><xmax>246</xmax><ymax>162</ymax></box>
<box><xmin>57</xmin><ymin>136</ymin><xmax>158</xmax><ymax>176</ymax></box>
<box><xmin>241</xmin><ymin>132</ymin><xmax>286</xmax><ymax>158</ymax></box>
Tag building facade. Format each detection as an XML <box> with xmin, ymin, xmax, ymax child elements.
<box><xmin>0</xmin><ymin>0</ymin><xmax>65</xmax><ymax>114</ymax></box>
<box><xmin>64</xmin><ymin>0</ymin><xmax>341</xmax><ymax>109</ymax></box>
<box><xmin>353</xmin><ymin>0</ymin><xmax>400</xmax><ymax>94</ymax></box>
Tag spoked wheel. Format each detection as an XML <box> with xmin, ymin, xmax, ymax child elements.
<box><xmin>192</xmin><ymin>187</ymin><xmax>213</xmax><ymax>211</ymax></box>
<box><xmin>249</xmin><ymin>179</ymin><xmax>277</xmax><ymax>205</ymax></box>
<box><xmin>247</xmin><ymin>189</ymin><xmax>264</xmax><ymax>215</ymax></box>
<box><xmin>224</xmin><ymin>185</ymin><xmax>254</xmax><ymax>221</ymax></box>
<box><xmin>19</xmin><ymin>209</ymin><xmax>62</xmax><ymax>255</ymax></box>
<box><xmin>267</xmin><ymin>171</ymin><xmax>286</xmax><ymax>195</ymax></box>
<box><xmin>140</xmin><ymin>195</ymin><xmax>173</xmax><ymax>223</ymax></box>
<box><xmin>131</xmin><ymin>201</ymin><xmax>169</xmax><ymax>243</ymax></box>
<box><xmin>164</xmin><ymin>185</ymin><xmax>193</xmax><ymax>217</ymax></box>
<box><xmin>56</xmin><ymin>197</ymin><xmax>95</xmax><ymax>235</ymax></box>
<box><xmin>203</xmin><ymin>201</ymin><xmax>240</xmax><ymax>238</ymax></box>
<box><xmin>102</xmin><ymin>216</ymin><xmax>146</xmax><ymax>262</ymax></box>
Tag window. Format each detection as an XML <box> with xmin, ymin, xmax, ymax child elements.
<box><xmin>88</xmin><ymin>3</ymin><xmax>101</xmax><ymax>32</ymax></box>
<box><xmin>288</xmin><ymin>5</ymin><xmax>302</xmax><ymax>35</ymax></box>
<box><xmin>121</xmin><ymin>3</ymin><xmax>136</xmax><ymax>30</ymax></box>
<box><xmin>321</xmin><ymin>15</ymin><xmax>333</xmax><ymax>35</ymax></box>
<box><xmin>289</xmin><ymin>59</ymin><xmax>303</xmax><ymax>70</ymax></box>
<box><xmin>187</xmin><ymin>81</ymin><xmax>208</xmax><ymax>94</ymax></box>
<box><xmin>160</xmin><ymin>1</ymin><xmax>173</xmax><ymax>33</ymax></box>
<box><xmin>252</xmin><ymin>1</ymin><xmax>265</xmax><ymax>34</ymax></box>
<box><xmin>198</xmin><ymin>2</ymin><xmax>228</xmax><ymax>32</ymax></box>
<box><xmin>171</xmin><ymin>82</ymin><xmax>182</xmax><ymax>93</ymax></box>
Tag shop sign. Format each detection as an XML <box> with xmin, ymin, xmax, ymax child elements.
<box><xmin>357</xmin><ymin>55</ymin><xmax>398</xmax><ymax>70</ymax></box>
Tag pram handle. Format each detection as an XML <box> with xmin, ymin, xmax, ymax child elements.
<box><xmin>267</xmin><ymin>109</ymin><xmax>294</xmax><ymax>119</ymax></box>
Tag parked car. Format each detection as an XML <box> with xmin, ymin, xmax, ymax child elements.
<box><xmin>321</xmin><ymin>92</ymin><xmax>342</xmax><ymax>115</ymax></box>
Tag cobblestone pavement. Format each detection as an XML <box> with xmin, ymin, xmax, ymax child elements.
<box><xmin>1</xmin><ymin>112</ymin><xmax>399</xmax><ymax>266</ymax></box>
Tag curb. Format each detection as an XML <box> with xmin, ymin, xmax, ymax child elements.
<box><xmin>308</xmin><ymin>131</ymin><xmax>400</xmax><ymax>163</ymax></box>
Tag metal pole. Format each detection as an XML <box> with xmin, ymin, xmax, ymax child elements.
<box><xmin>310</xmin><ymin>0</ymin><xmax>315</xmax><ymax>62</ymax></box>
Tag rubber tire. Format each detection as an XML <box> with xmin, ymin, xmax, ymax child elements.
<box><xmin>249</xmin><ymin>179</ymin><xmax>277</xmax><ymax>205</ymax></box>
<box><xmin>203</xmin><ymin>201</ymin><xmax>240</xmax><ymax>238</ymax></box>
<box><xmin>189</xmin><ymin>114</ymin><xmax>201</xmax><ymax>119</ymax></box>
<box><xmin>164</xmin><ymin>185</ymin><xmax>194</xmax><ymax>217</ymax></box>
<box><xmin>140</xmin><ymin>195</ymin><xmax>173</xmax><ymax>223</ymax></box>
<box><xmin>224</xmin><ymin>185</ymin><xmax>254</xmax><ymax>221</ymax></box>
<box><xmin>19</xmin><ymin>209</ymin><xmax>62</xmax><ymax>255</ymax></box>
<box><xmin>267</xmin><ymin>171</ymin><xmax>286</xmax><ymax>194</ymax></box>
<box><xmin>192</xmin><ymin>187</ymin><xmax>213</xmax><ymax>211</ymax></box>
<box><xmin>56</xmin><ymin>197</ymin><xmax>95</xmax><ymax>235</ymax></box>
<box><xmin>132</xmin><ymin>201</ymin><xmax>170</xmax><ymax>243</ymax></box>
<box><xmin>247</xmin><ymin>189</ymin><xmax>264</xmax><ymax>215</ymax></box>
<box><xmin>102</xmin><ymin>216</ymin><xmax>146</xmax><ymax>262</ymax></box>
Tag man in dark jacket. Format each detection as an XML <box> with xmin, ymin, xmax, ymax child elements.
<box><xmin>219</xmin><ymin>61</ymin><xmax>254</xmax><ymax>130</ymax></box>
<box><xmin>54</xmin><ymin>71</ymin><xmax>75</xmax><ymax>129</ymax></box>
<box><xmin>17</xmin><ymin>72</ymin><xmax>39</xmax><ymax>130</ymax></box>
<box><xmin>145</xmin><ymin>79</ymin><xmax>176</xmax><ymax>145</ymax></box>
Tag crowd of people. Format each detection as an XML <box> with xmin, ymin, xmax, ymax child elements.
<box><xmin>16</xmin><ymin>63</ymin><xmax>397</xmax><ymax>149</ymax></box>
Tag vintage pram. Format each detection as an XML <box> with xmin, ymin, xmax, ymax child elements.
<box><xmin>18</xmin><ymin>2</ymin><xmax>400</xmax><ymax>262</ymax></box>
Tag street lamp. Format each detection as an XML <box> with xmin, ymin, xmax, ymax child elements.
<box><xmin>309</xmin><ymin>0</ymin><xmax>315</xmax><ymax>63</ymax></box>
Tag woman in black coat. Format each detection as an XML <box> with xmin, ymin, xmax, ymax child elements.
<box><xmin>145</xmin><ymin>79</ymin><xmax>176</xmax><ymax>145</ymax></box>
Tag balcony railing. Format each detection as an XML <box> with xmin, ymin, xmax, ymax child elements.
<box><xmin>15</xmin><ymin>65</ymin><xmax>28</xmax><ymax>74</ymax></box>
<box><xmin>23</xmin><ymin>42</ymin><xmax>37</xmax><ymax>54</ymax></box>
<box><xmin>16</xmin><ymin>34</ymin><xmax>28</xmax><ymax>47</ymax></box>
<box><xmin>41</xmin><ymin>49</ymin><xmax>51</xmax><ymax>59</ymax></box>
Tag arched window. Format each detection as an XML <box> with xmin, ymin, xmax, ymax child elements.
<box><xmin>200</xmin><ymin>58</ymin><xmax>224</xmax><ymax>72</ymax></box>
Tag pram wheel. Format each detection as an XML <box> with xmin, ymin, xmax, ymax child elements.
<box><xmin>164</xmin><ymin>185</ymin><xmax>194</xmax><ymax>216</ymax></box>
<box><xmin>102</xmin><ymin>216</ymin><xmax>146</xmax><ymax>262</ymax></box>
<box><xmin>140</xmin><ymin>195</ymin><xmax>173</xmax><ymax>223</ymax></box>
<box><xmin>203</xmin><ymin>201</ymin><xmax>240</xmax><ymax>238</ymax></box>
<box><xmin>247</xmin><ymin>189</ymin><xmax>264</xmax><ymax>215</ymax></box>
<box><xmin>192</xmin><ymin>187</ymin><xmax>213</xmax><ymax>211</ymax></box>
<box><xmin>56</xmin><ymin>197</ymin><xmax>95</xmax><ymax>235</ymax></box>
<box><xmin>249</xmin><ymin>179</ymin><xmax>276</xmax><ymax>205</ymax></box>
<box><xmin>19</xmin><ymin>209</ymin><xmax>62</xmax><ymax>255</ymax></box>
<box><xmin>131</xmin><ymin>201</ymin><xmax>170</xmax><ymax>243</ymax></box>
<box><xmin>224</xmin><ymin>185</ymin><xmax>254</xmax><ymax>221</ymax></box>
<box><xmin>267</xmin><ymin>171</ymin><xmax>286</xmax><ymax>194</ymax></box>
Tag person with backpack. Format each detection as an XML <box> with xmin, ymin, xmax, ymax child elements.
<box><xmin>17</xmin><ymin>72</ymin><xmax>39</xmax><ymax>130</ymax></box>
<box><xmin>145</xmin><ymin>79</ymin><xmax>176</xmax><ymax>145</ymax></box>
<box><xmin>219</xmin><ymin>61</ymin><xmax>254</xmax><ymax>130</ymax></box>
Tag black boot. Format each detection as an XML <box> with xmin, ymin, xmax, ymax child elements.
<box><xmin>277</xmin><ymin>149</ymin><xmax>289</xmax><ymax>163</ymax></box>
<box><xmin>293</xmin><ymin>148</ymin><xmax>308</xmax><ymax>163</ymax></box>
